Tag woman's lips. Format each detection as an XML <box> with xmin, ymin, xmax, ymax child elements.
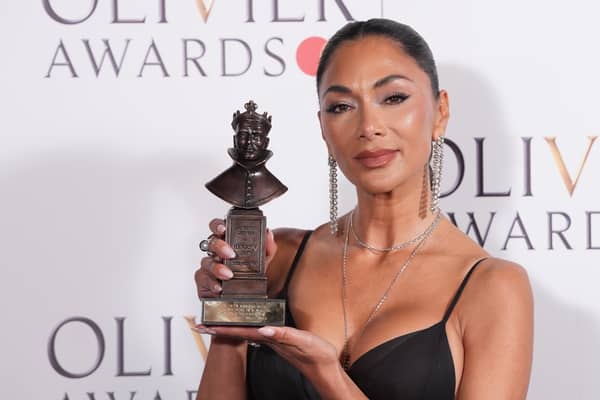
<box><xmin>354</xmin><ymin>149</ymin><xmax>398</xmax><ymax>168</ymax></box>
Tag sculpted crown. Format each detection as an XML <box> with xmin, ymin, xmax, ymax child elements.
<box><xmin>231</xmin><ymin>100</ymin><xmax>272</xmax><ymax>135</ymax></box>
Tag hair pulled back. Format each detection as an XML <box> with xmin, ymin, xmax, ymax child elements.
<box><xmin>316</xmin><ymin>19</ymin><xmax>439</xmax><ymax>97</ymax></box>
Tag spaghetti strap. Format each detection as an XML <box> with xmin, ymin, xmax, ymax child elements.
<box><xmin>281</xmin><ymin>230</ymin><xmax>313</xmax><ymax>297</ymax></box>
<box><xmin>442</xmin><ymin>258</ymin><xmax>488</xmax><ymax>322</ymax></box>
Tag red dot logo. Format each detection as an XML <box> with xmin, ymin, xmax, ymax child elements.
<box><xmin>296</xmin><ymin>36</ymin><xmax>327</xmax><ymax>76</ymax></box>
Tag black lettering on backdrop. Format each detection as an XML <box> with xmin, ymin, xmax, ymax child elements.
<box><xmin>183</xmin><ymin>39</ymin><xmax>207</xmax><ymax>77</ymax></box>
<box><xmin>440</xmin><ymin>138</ymin><xmax>464</xmax><ymax>198</ymax></box>
<box><xmin>107</xmin><ymin>392</ymin><xmax>137</xmax><ymax>400</ymax></box>
<box><xmin>246</xmin><ymin>0</ymin><xmax>255</xmax><ymax>22</ymax></box>
<box><xmin>187</xmin><ymin>391</ymin><xmax>198</xmax><ymax>400</ymax></box>
<box><xmin>548</xmin><ymin>211</ymin><xmax>572</xmax><ymax>250</ymax></box>
<box><xmin>158</xmin><ymin>0</ymin><xmax>167</xmax><ymax>23</ymax></box>
<box><xmin>502</xmin><ymin>213</ymin><xmax>534</xmax><ymax>250</ymax></box>
<box><xmin>48</xmin><ymin>317</ymin><xmax>105</xmax><ymax>378</ymax></box>
<box><xmin>587</xmin><ymin>211</ymin><xmax>600</xmax><ymax>250</ymax></box>
<box><xmin>43</xmin><ymin>0</ymin><xmax>98</xmax><ymax>24</ymax></box>
<box><xmin>272</xmin><ymin>0</ymin><xmax>305</xmax><ymax>22</ymax></box>
<box><xmin>138</xmin><ymin>40</ymin><xmax>170</xmax><ymax>77</ymax></box>
<box><xmin>264</xmin><ymin>37</ymin><xmax>285</xmax><ymax>77</ymax></box>
<box><xmin>522</xmin><ymin>137</ymin><xmax>533</xmax><ymax>196</ymax></box>
<box><xmin>220</xmin><ymin>39</ymin><xmax>252</xmax><ymax>76</ymax></box>
<box><xmin>116</xmin><ymin>317</ymin><xmax>152</xmax><ymax>376</ymax></box>
<box><xmin>111</xmin><ymin>0</ymin><xmax>146</xmax><ymax>23</ymax></box>
<box><xmin>46</xmin><ymin>41</ymin><xmax>78</xmax><ymax>78</ymax></box>
<box><xmin>83</xmin><ymin>39</ymin><xmax>131</xmax><ymax>77</ymax></box>
<box><xmin>447</xmin><ymin>212</ymin><xmax>496</xmax><ymax>247</ymax></box>
<box><xmin>475</xmin><ymin>137</ymin><xmax>511</xmax><ymax>197</ymax></box>
<box><xmin>318</xmin><ymin>0</ymin><xmax>354</xmax><ymax>21</ymax></box>
<box><xmin>162</xmin><ymin>316</ymin><xmax>173</xmax><ymax>376</ymax></box>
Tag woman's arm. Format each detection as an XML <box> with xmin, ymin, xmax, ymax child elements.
<box><xmin>456</xmin><ymin>259</ymin><xmax>534</xmax><ymax>399</ymax></box>
<box><xmin>196</xmin><ymin>336</ymin><xmax>248</xmax><ymax>400</ymax></box>
<box><xmin>195</xmin><ymin>220</ymin><xmax>368</xmax><ymax>399</ymax></box>
<box><xmin>194</xmin><ymin>223</ymin><xmax>302</xmax><ymax>399</ymax></box>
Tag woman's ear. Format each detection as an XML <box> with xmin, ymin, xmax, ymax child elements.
<box><xmin>433</xmin><ymin>90</ymin><xmax>450</xmax><ymax>140</ymax></box>
<box><xmin>317</xmin><ymin>110</ymin><xmax>333</xmax><ymax>155</ymax></box>
<box><xmin>317</xmin><ymin>110</ymin><xmax>323</xmax><ymax>138</ymax></box>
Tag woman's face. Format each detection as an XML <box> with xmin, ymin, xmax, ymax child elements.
<box><xmin>318</xmin><ymin>35</ymin><xmax>449</xmax><ymax>196</ymax></box>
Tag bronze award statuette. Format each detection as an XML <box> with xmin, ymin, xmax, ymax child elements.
<box><xmin>201</xmin><ymin>100</ymin><xmax>288</xmax><ymax>326</ymax></box>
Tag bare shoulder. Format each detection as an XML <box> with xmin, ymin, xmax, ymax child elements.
<box><xmin>272</xmin><ymin>227</ymin><xmax>311</xmax><ymax>258</ymax></box>
<box><xmin>267</xmin><ymin>227</ymin><xmax>311</xmax><ymax>295</ymax></box>
<box><xmin>459</xmin><ymin>257</ymin><xmax>533</xmax><ymax>336</ymax></box>
<box><xmin>467</xmin><ymin>258</ymin><xmax>532</xmax><ymax>301</ymax></box>
<box><xmin>455</xmin><ymin>259</ymin><xmax>534</xmax><ymax>398</ymax></box>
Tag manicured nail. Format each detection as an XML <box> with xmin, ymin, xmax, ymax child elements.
<box><xmin>224</xmin><ymin>247</ymin><xmax>236</xmax><ymax>259</ymax></box>
<box><xmin>192</xmin><ymin>327</ymin><xmax>217</xmax><ymax>335</ymax></box>
<box><xmin>212</xmin><ymin>283</ymin><xmax>222</xmax><ymax>293</ymax></box>
<box><xmin>258</xmin><ymin>327</ymin><xmax>275</xmax><ymax>337</ymax></box>
<box><xmin>216</xmin><ymin>224</ymin><xmax>226</xmax><ymax>234</ymax></box>
<box><xmin>220</xmin><ymin>269</ymin><xmax>233</xmax><ymax>279</ymax></box>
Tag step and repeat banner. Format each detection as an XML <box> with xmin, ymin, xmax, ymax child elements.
<box><xmin>2</xmin><ymin>1</ymin><xmax>599</xmax><ymax>399</ymax></box>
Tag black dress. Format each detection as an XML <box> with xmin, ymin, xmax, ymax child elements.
<box><xmin>247</xmin><ymin>231</ymin><xmax>485</xmax><ymax>400</ymax></box>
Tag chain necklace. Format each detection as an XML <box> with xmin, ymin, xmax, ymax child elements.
<box><xmin>349</xmin><ymin>208</ymin><xmax>441</xmax><ymax>253</ymax></box>
<box><xmin>340</xmin><ymin>214</ymin><xmax>439</xmax><ymax>371</ymax></box>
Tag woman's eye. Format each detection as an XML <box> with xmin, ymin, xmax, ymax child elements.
<box><xmin>384</xmin><ymin>93</ymin><xmax>409</xmax><ymax>104</ymax></box>
<box><xmin>325</xmin><ymin>103</ymin><xmax>352</xmax><ymax>114</ymax></box>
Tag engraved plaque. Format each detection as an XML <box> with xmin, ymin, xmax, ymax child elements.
<box><xmin>202</xmin><ymin>299</ymin><xmax>285</xmax><ymax>326</ymax></box>
<box><xmin>226</xmin><ymin>209</ymin><xmax>265</xmax><ymax>274</ymax></box>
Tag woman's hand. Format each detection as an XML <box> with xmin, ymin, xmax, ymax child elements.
<box><xmin>199</xmin><ymin>325</ymin><xmax>339</xmax><ymax>370</ymax></box>
<box><xmin>194</xmin><ymin>218</ymin><xmax>278</xmax><ymax>299</ymax></box>
<box><xmin>194</xmin><ymin>325</ymin><xmax>366</xmax><ymax>399</ymax></box>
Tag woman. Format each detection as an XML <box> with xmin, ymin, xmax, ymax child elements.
<box><xmin>194</xmin><ymin>19</ymin><xmax>533</xmax><ymax>400</ymax></box>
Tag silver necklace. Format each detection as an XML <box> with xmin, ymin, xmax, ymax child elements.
<box><xmin>340</xmin><ymin>214</ymin><xmax>438</xmax><ymax>371</ymax></box>
<box><xmin>349</xmin><ymin>209</ymin><xmax>441</xmax><ymax>253</ymax></box>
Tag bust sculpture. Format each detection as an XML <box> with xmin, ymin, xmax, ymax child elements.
<box><xmin>206</xmin><ymin>100</ymin><xmax>288</xmax><ymax>209</ymax></box>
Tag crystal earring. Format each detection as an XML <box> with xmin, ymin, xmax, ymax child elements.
<box><xmin>418</xmin><ymin>164</ymin><xmax>429</xmax><ymax>219</ymax></box>
<box><xmin>430</xmin><ymin>136</ymin><xmax>445</xmax><ymax>212</ymax></box>
<box><xmin>328</xmin><ymin>155</ymin><xmax>338</xmax><ymax>235</ymax></box>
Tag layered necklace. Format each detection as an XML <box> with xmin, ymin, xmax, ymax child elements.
<box><xmin>340</xmin><ymin>210</ymin><xmax>441</xmax><ymax>370</ymax></box>
<box><xmin>349</xmin><ymin>208</ymin><xmax>441</xmax><ymax>253</ymax></box>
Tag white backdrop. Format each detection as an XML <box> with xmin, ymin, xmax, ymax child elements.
<box><xmin>2</xmin><ymin>1</ymin><xmax>599</xmax><ymax>399</ymax></box>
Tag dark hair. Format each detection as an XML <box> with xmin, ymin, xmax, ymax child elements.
<box><xmin>316</xmin><ymin>19</ymin><xmax>439</xmax><ymax>97</ymax></box>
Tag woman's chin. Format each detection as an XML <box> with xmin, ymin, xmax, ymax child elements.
<box><xmin>355</xmin><ymin>179</ymin><xmax>401</xmax><ymax>197</ymax></box>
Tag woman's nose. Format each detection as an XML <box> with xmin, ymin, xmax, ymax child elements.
<box><xmin>358</xmin><ymin>105</ymin><xmax>384</xmax><ymax>140</ymax></box>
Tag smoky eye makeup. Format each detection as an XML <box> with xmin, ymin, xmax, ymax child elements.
<box><xmin>383</xmin><ymin>92</ymin><xmax>410</xmax><ymax>104</ymax></box>
<box><xmin>325</xmin><ymin>102</ymin><xmax>353</xmax><ymax>114</ymax></box>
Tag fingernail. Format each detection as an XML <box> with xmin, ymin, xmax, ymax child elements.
<box><xmin>217</xmin><ymin>224</ymin><xmax>226</xmax><ymax>234</ymax></box>
<box><xmin>224</xmin><ymin>247</ymin><xmax>236</xmax><ymax>259</ymax></box>
<box><xmin>221</xmin><ymin>269</ymin><xmax>233</xmax><ymax>279</ymax></box>
<box><xmin>212</xmin><ymin>283</ymin><xmax>222</xmax><ymax>293</ymax></box>
<box><xmin>258</xmin><ymin>327</ymin><xmax>275</xmax><ymax>337</ymax></box>
<box><xmin>268</xmin><ymin>229</ymin><xmax>274</xmax><ymax>240</ymax></box>
<box><xmin>192</xmin><ymin>327</ymin><xmax>217</xmax><ymax>335</ymax></box>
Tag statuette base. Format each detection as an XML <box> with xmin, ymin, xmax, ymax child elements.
<box><xmin>201</xmin><ymin>298</ymin><xmax>286</xmax><ymax>326</ymax></box>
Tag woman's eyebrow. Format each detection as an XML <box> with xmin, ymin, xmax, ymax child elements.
<box><xmin>321</xmin><ymin>74</ymin><xmax>413</xmax><ymax>98</ymax></box>
<box><xmin>373</xmin><ymin>74</ymin><xmax>413</xmax><ymax>88</ymax></box>
<box><xmin>321</xmin><ymin>84</ymin><xmax>352</xmax><ymax>98</ymax></box>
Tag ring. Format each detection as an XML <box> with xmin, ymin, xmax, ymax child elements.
<box><xmin>199</xmin><ymin>234</ymin><xmax>217</xmax><ymax>254</ymax></box>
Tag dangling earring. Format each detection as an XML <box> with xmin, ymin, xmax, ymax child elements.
<box><xmin>430</xmin><ymin>136</ymin><xmax>445</xmax><ymax>212</ymax></box>
<box><xmin>328</xmin><ymin>155</ymin><xmax>338</xmax><ymax>235</ymax></box>
<box><xmin>418</xmin><ymin>164</ymin><xmax>429</xmax><ymax>219</ymax></box>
